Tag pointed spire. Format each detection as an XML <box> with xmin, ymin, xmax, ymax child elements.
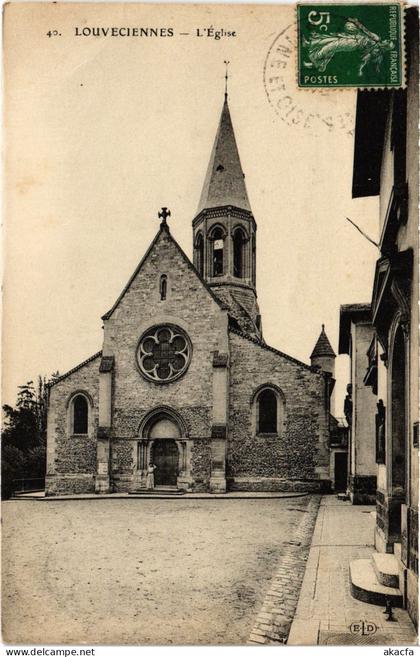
<box><xmin>224</xmin><ymin>60</ymin><xmax>230</xmax><ymax>99</ymax></box>
<box><xmin>310</xmin><ymin>324</ymin><xmax>336</xmax><ymax>359</ymax></box>
<box><xmin>197</xmin><ymin>97</ymin><xmax>251</xmax><ymax>214</ymax></box>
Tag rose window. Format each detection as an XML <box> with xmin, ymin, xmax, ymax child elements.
<box><xmin>137</xmin><ymin>325</ymin><xmax>191</xmax><ymax>382</ymax></box>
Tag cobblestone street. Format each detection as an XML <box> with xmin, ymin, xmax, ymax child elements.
<box><xmin>248</xmin><ymin>496</ymin><xmax>320</xmax><ymax>644</ymax></box>
<box><xmin>3</xmin><ymin>495</ymin><xmax>313</xmax><ymax>645</ymax></box>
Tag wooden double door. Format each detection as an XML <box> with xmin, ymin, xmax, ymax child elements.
<box><xmin>152</xmin><ymin>439</ymin><xmax>179</xmax><ymax>486</ymax></box>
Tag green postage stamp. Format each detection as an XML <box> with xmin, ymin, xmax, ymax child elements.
<box><xmin>297</xmin><ymin>3</ymin><xmax>403</xmax><ymax>88</ymax></box>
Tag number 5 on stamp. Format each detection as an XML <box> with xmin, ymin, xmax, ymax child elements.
<box><xmin>297</xmin><ymin>3</ymin><xmax>403</xmax><ymax>88</ymax></box>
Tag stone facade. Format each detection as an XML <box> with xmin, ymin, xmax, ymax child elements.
<box><xmin>46</xmin><ymin>95</ymin><xmax>333</xmax><ymax>496</ymax></box>
<box><xmin>46</xmin><ymin>225</ymin><xmax>331</xmax><ymax>495</ymax></box>
<box><xmin>46</xmin><ymin>353</ymin><xmax>100</xmax><ymax>495</ymax></box>
<box><xmin>228</xmin><ymin>331</ymin><xmax>330</xmax><ymax>491</ymax></box>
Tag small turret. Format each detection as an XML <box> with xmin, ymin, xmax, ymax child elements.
<box><xmin>310</xmin><ymin>324</ymin><xmax>336</xmax><ymax>375</ymax></box>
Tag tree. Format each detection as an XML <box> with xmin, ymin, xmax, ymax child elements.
<box><xmin>2</xmin><ymin>382</ymin><xmax>39</xmax><ymax>453</ymax></box>
<box><xmin>1</xmin><ymin>373</ymin><xmax>58</xmax><ymax>499</ymax></box>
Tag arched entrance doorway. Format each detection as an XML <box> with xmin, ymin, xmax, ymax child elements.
<box><xmin>153</xmin><ymin>440</ymin><xmax>179</xmax><ymax>486</ymax></box>
<box><xmin>149</xmin><ymin>417</ymin><xmax>180</xmax><ymax>488</ymax></box>
<box><xmin>137</xmin><ymin>409</ymin><xmax>192</xmax><ymax>491</ymax></box>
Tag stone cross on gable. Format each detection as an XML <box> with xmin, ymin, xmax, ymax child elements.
<box><xmin>158</xmin><ymin>207</ymin><xmax>171</xmax><ymax>226</ymax></box>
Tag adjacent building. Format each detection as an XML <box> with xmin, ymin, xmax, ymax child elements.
<box><xmin>347</xmin><ymin>6</ymin><xmax>418</xmax><ymax>627</ymax></box>
<box><xmin>338</xmin><ymin>304</ymin><xmax>377</xmax><ymax>504</ymax></box>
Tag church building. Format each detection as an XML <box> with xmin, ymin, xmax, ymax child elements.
<box><xmin>45</xmin><ymin>94</ymin><xmax>334</xmax><ymax>495</ymax></box>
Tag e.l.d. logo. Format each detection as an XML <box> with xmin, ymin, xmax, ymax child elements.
<box><xmin>349</xmin><ymin>620</ymin><xmax>378</xmax><ymax>636</ymax></box>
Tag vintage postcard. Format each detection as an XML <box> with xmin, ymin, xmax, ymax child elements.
<box><xmin>2</xmin><ymin>1</ymin><xmax>419</xmax><ymax>650</ymax></box>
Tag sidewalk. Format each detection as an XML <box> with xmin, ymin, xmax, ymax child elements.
<box><xmin>288</xmin><ymin>496</ymin><xmax>418</xmax><ymax>646</ymax></box>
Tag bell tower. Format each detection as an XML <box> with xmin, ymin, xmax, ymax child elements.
<box><xmin>192</xmin><ymin>92</ymin><xmax>260</xmax><ymax>338</ymax></box>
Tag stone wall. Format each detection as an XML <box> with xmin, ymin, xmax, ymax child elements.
<box><xmin>112</xmin><ymin>440</ymin><xmax>135</xmax><ymax>474</ymax></box>
<box><xmin>376</xmin><ymin>489</ymin><xmax>387</xmax><ymax>541</ymax></box>
<box><xmin>45</xmin><ymin>474</ymin><xmax>95</xmax><ymax>495</ymax></box>
<box><xmin>228</xmin><ymin>331</ymin><xmax>330</xmax><ymax>490</ymax></box>
<box><xmin>46</xmin><ymin>354</ymin><xmax>100</xmax><ymax>495</ymax></box>
<box><xmin>228</xmin><ymin>478</ymin><xmax>328</xmax><ymax>493</ymax></box>
<box><xmin>349</xmin><ymin>474</ymin><xmax>377</xmax><ymax>505</ymax></box>
<box><xmin>103</xmin><ymin>229</ymin><xmax>225</xmax><ymax>434</ymax></box>
<box><xmin>375</xmin><ymin>489</ymin><xmax>409</xmax><ymax>552</ymax></box>
<box><xmin>102</xmin><ymin>227</ymin><xmax>228</xmax><ymax>490</ymax></box>
<box><xmin>191</xmin><ymin>439</ymin><xmax>212</xmax><ymax>491</ymax></box>
<box><xmin>111</xmin><ymin>406</ymin><xmax>212</xmax><ymax>442</ymax></box>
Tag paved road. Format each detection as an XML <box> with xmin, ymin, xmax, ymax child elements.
<box><xmin>2</xmin><ymin>496</ymin><xmax>310</xmax><ymax>644</ymax></box>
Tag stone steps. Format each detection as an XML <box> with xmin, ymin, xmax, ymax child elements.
<box><xmin>350</xmin><ymin>558</ymin><xmax>403</xmax><ymax>607</ymax></box>
<box><xmin>129</xmin><ymin>488</ymin><xmax>186</xmax><ymax>496</ymax></box>
<box><xmin>372</xmin><ymin>552</ymin><xmax>400</xmax><ymax>588</ymax></box>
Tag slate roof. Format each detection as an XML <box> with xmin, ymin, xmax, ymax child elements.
<box><xmin>196</xmin><ymin>97</ymin><xmax>251</xmax><ymax>214</ymax></box>
<box><xmin>310</xmin><ymin>325</ymin><xmax>336</xmax><ymax>359</ymax></box>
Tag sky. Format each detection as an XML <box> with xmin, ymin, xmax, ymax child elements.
<box><xmin>3</xmin><ymin>2</ymin><xmax>379</xmax><ymax>415</ymax></box>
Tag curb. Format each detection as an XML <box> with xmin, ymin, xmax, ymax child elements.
<box><xmin>10</xmin><ymin>492</ymin><xmax>310</xmax><ymax>502</ymax></box>
<box><xmin>248</xmin><ymin>495</ymin><xmax>321</xmax><ymax>645</ymax></box>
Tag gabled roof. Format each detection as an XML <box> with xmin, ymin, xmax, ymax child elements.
<box><xmin>229</xmin><ymin>327</ymin><xmax>323</xmax><ymax>374</ymax></box>
<box><xmin>102</xmin><ymin>222</ymin><xmax>226</xmax><ymax>321</ymax></box>
<box><xmin>310</xmin><ymin>325</ymin><xmax>336</xmax><ymax>359</ymax></box>
<box><xmin>196</xmin><ymin>97</ymin><xmax>251</xmax><ymax>214</ymax></box>
<box><xmin>47</xmin><ymin>351</ymin><xmax>102</xmax><ymax>387</ymax></box>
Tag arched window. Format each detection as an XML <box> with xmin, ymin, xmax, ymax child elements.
<box><xmin>233</xmin><ymin>228</ymin><xmax>246</xmax><ymax>278</ymax></box>
<box><xmin>252</xmin><ymin>385</ymin><xmax>285</xmax><ymax>436</ymax></box>
<box><xmin>195</xmin><ymin>233</ymin><xmax>204</xmax><ymax>277</ymax></box>
<box><xmin>211</xmin><ymin>227</ymin><xmax>224</xmax><ymax>277</ymax></box>
<box><xmin>257</xmin><ymin>389</ymin><xmax>277</xmax><ymax>434</ymax></box>
<box><xmin>159</xmin><ymin>274</ymin><xmax>167</xmax><ymax>301</ymax></box>
<box><xmin>72</xmin><ymin>394</ymin><xmax>88</xmax><ymax>434</ymax></box>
